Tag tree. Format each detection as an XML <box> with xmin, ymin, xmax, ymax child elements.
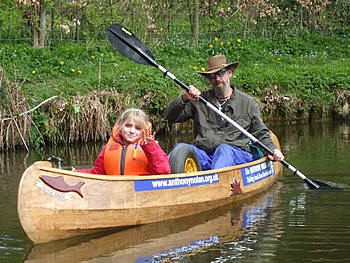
<box><xmin>15</xmin><ymin>0</ymin><xmax>47</xmax><ymax>47</ymax></box>
<box><xmin>39</xmin><ymin>0</ymin><xmax>47</xmax><ymax>47</ymax></box>
<box><xmin>187</xmin><ymin>0</ymin><xmax>200</xmax><ymax>43</ymax></box>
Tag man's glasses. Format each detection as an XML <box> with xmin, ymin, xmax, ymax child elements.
<box><xmin>208</xmin><ymin>69</ymin><xmax>227</xmax><ymax>79</ymax></box>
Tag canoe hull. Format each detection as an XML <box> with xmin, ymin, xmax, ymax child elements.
<box><xmin>18</xmin><ymin>156</ymin><xmax>282</xmax><ymax>243</ymax></box>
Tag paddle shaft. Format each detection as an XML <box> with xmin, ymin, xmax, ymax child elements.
<box><xmin>160</xmin><ymin>70</ymin><xmax>319</xmax><ymax>188</ymax></box>
<box><xmin>108</xmin><ymin>27</ymin><xmax>320</xmax><ymax>189</ymax></box>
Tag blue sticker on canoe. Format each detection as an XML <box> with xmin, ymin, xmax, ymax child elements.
<box><xmin>241</xmin><ymin>161</ymin><xmax>274</xmax><ymax>186</ymax></box>
<box><xmin>134</xmin><ymin>173</ymin><xmax>219</xmax><ymax>192</ymax></box>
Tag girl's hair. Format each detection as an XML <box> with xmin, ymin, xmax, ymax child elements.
<box><xmin>117</xmin><ymin>108</ymin><xmax>149</xmax><ymax>132</ymax></box>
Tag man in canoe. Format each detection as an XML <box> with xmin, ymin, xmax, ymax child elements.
<box><xmin>164</xmin><ymin>54</ymin><xmax>284</xmax><ymax>170</ymax></box>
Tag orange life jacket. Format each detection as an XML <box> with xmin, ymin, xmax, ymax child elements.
<box><xmin>103</xmin><ymin>124</ymin><xmax>150</xmax><ymax>175</ymax></box>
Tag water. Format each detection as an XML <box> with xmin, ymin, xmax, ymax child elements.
<box><xmin>0</xmin><ymin>121</ymin><xmax>349</xmax><ymax>263</ymax></box>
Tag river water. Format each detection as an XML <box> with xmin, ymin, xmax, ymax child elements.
<box><xmin>0</xmin><ymin>121</ymin><xmax>349</xmax><ymax>263</ymax></box>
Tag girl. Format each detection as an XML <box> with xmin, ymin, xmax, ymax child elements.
<box><xmin>78</xmin><ymin>108</ymin><xmax>171</xmax><ymax>175</ymax></box>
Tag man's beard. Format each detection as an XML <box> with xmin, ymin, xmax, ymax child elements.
<box><xmin>213</xmin><ymin>81</ymin><xmax>228</xmax><ymax>97</ymax></box>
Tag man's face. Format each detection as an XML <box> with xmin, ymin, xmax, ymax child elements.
<box><xmin>208</xmin><ymin>69</ymin><xmax>232</xmax><ymax>96</ymax></box>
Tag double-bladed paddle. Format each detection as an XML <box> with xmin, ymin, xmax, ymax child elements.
<box><xmin>107</xmin><ymin>23</ymin><xmax>337</xmax><ymax>191</ymax></box>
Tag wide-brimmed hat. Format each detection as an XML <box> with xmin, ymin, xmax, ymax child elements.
<box><xmin>197</xmin><ymin>55</ymin><xmax>239</xmax><ymax>76</ymax></box>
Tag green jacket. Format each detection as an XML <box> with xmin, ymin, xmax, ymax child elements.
<box><xmin>164</xmin><ymin>86</ymin><xmax>277</xmax><ymax>154</ymax></box>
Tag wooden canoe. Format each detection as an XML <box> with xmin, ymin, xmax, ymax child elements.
<box><xmin>25</xmin><ymin>186</ymin><xmax>281</xmax><ymax>262</ymax></box>
<box><xmin>18</xmin><ymin>135</ymin><xmax>282</xmax><ymax>244</ymax></box>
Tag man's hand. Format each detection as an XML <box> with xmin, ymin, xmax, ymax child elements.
<box><xmin>182</xmin><ymin>85</ymin><xmax>201</xmax><ymax>102</ymax></box>
<box><xmin>268</xmin><ymin>148</ymin><xmax>284</xmax><ymax>161</ymax></box>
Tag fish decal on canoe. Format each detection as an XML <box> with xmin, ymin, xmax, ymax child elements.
<box><xmin>40</xmin><ymin>175</ymin><xmax>85</xmax><ymax>198</ymax></box>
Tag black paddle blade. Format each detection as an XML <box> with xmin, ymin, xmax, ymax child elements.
<box><xmin>305</xmin><ymin>178</ymin><xmax>342</xmax><ymax>191</ymax></box>
<box><xmin>107</xmin><ymin>23</ymin><xmax>155</xmax><ymax>66</ymax></box>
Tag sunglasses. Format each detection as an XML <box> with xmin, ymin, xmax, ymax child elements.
<box><xmin>208</xmin><ymin>69</ymin><xmax>227</xmax><ymax>79</ymax></box>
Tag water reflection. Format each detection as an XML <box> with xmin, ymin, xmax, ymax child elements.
<box><xmin>270</xmin><ymin>121</ymin><xmax>350</xmax><ymax>190</ymax></box>
<box><xmin>25</xmin><ymin>185</ymin><xmax>280</xmax><ymax>263</ymax></box>
<box><xmin>287</xmin><ymin>193</ymin><xmax>307</xmax><ymax>227</ymax></box>
<box><xmin>0</xmin><ymin>149</ymin><xmax>34</xmax><ymax>263</ymax></box>
<box><xmin>1</xmin><ymin>121</ymin><xmax>350</xmax><ymax>262</ymax></box>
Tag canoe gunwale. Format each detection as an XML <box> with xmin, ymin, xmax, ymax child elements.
<box><xmin>38</xmin><ymin>156</ymin><xmax>270</xmax><ymax>181</ymax></box>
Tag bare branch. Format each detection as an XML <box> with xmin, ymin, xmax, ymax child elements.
<box><xmin>2</xmin><ymin>95</ymin><xmax>58</xmax><ymax>122</ymax></box>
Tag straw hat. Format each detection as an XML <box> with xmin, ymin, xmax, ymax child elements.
<box><xmin>197</xmin><ymin>55</ymin><xmax>239</xmax><ymax>76</ymax></box>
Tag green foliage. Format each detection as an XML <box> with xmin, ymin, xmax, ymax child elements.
<box><xmin>191</xmin><ymin>33</ymin><xmax>350</xmax><ymax>102</ymax></box>
<box><xmin>1</xmin><ymin>31</ymin><xmax>349</xmax><ymax>124</ymax></box>
<box><xmin>0</xmin><ymin>0</ymin><xmax>24</xmax><ymax>33</ymax></box>
<box><xmin>29</xmin><ymin>111</ymin><xmax>47</xmax><ymax>149</ymax></box>
<box><xmin>1</xmin><ymin>1</ymin><xmax>349</xmax><ymax>149</ymax></box>
<box><xmin>2</xmin><ymin>0</ymin><xmax>349</xmax><ymax>47</ymax></box>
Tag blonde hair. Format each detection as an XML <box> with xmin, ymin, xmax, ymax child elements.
<box><xmin>116</xmin><ymin>108</ymin><xmax>149</xmax><ymax>132</ymax></box>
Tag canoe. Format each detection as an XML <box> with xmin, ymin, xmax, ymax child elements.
<box><xmin>25</xmin><ymin>186</ymin><xmax>280</xmax><ymax>262</ymax></box>
<box><xmin>18</xmin><ymin>134</ymin><xmax>282</xmax><ymax>244</ymax></box>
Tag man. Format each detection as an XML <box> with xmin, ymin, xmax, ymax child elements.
<box><xmin>164</xmin><ymin>54</ymin><xmax>284</xmax><ymax>170</ymax></box>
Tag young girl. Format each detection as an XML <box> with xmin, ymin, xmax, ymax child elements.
<box><xmin>78</xmin><ymin>108</ymin><xmax>171</xmax><ymax>175</ymax></box>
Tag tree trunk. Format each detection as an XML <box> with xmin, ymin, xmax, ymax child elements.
<box><xmin>193</xmin><ymin>0</ymin><xmax>199</xmax><ymax>44</ymax></box>
<box><xmin>7</xmin><ymin>26</ymin><xmax>10</xmax><ymax>40</ymax></box>
<box><xmin>31</xmin><ymin>4</ymin><xmax>39</xmax><ymax>47</ymax></box>
<box><xmin>187</xmin><ymin>0</ymin><xmax>199</xmax><ymax>43</ymax></box>
<box><xmin>187</xmin><ymin>0</ymin><xmax>194</xmax><ymax>33</ymax></box>
<box><xmin>75</xmin><ymin>16</ymin><xmax>79</xmax><ymax>41</ymax></box>
<box><xmin>39</xmin><ymin>0</ymin><xmax>47</xmax><ymax>47</ymax></box>
<box><xmin>51</xmin><ymin>7</ymin><xmax>55</xmax><ymax>40</ymax></box>
<box><xmin>110</xmin><ymin>0</ymin><xmax>114</xmax><ymax>17</ymax></box>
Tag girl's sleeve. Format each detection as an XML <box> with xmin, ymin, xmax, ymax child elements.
<box><xmin>142</xmin><ymin>140</ymin><xmax>171</xmax><ymax>174</ymax></box>
<box><xmin>77</xmin><ymin>145</ymin><xmax>107</xmax><ymax>175</ymax></box>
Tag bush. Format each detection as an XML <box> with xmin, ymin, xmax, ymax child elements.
<box><xmin>1</xmin><ymin>33</ymin><xmax>349</xmax><ymax>117</ymax></box>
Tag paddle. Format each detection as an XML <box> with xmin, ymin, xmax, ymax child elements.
<box><xmin>107</xmin><ymin>23</ymin><xmax>336</xmax><ymax>191</ymax></box>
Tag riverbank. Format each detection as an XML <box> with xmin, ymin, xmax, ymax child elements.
<box><xmin>1</xmin><ymin>34</ymin><xmax>349</xmax><ymax>150</ymax></box>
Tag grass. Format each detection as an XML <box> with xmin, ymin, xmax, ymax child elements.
<box><xmin>0</xmin><ymin>33</ymin><xmax>349</xmax><ymax>148</ymax></box>
<box><xmin>2</xmin><ymin>34</ymin><xmax>349</xmax><ymax>105</ymax></box>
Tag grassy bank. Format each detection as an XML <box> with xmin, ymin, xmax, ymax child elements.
<box><xmin>1</xmin><ymin>33</ymin><xmax>350</xmax><ymax>149</ymax></box>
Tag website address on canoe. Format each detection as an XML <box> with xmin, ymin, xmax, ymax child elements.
<box><xmin>134</xmin><ymin>173</ymin><xmax>219</xmax><ymax>192</ymax></box>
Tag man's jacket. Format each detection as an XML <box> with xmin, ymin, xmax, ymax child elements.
<box><xmin>164</xmin><ymin>86</ymin><xmax>277</xmax><ymax>154</ymax></box>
